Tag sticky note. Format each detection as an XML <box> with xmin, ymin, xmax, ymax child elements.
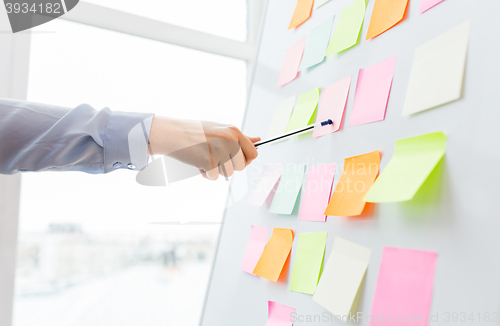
<box><xmin>325</xmin><ymin>151</ymin><xmax>380</xmax><ymax>216</ymax></box>
<box><xmin>314</xmin><ymin>0</ymin><xmax>331</xmax><ymax>9</ymax></box>
<box><xmin>325</xmin><ymin>0</ymin><xmax>366</xmax><ymax>55</ymax></box>
<box><xmin>240</xmin><ymin>226</ymin><xmax>269</xmax><ymax>274</ymax></box>
<box><xmin>268</xmin><ymin>97</ymin><xmax>296</xmax><ymax>138</ymax></box>
<box><xmin>277</xmin><ymin>37</ymin><xmax>307</xmax><ymax>87</ymax></box>
<box><xmin>364</xmin><ymin>132</ymin><xmax>446</xmax><ymax>203</ymax></box>
<box><xmin>290</xmin><ymin>232</ymin><xmax>327</xmax><ymax>294</ymax></box>
<box><xmin>366</xmin><ymin>0</ymin><xmax>409</xmax><ymax>40</ymax></box>
<box><xmin>349</xmin><ymin>56</ymin><xmax>397</xmax><ymax>127</ymax></box>
<box><xmin>247</xmin><ymin>164</ymin><xmax>284</xmax><ymax>206</ymax></box>
<box><xmin>370</xmin><ymin>247</ymin><xmax>437</xmax><ymax>326</ymax></box>
<box><xmin>285</xmin><ymin>88</ymin><xmax>320</xmax><ymax>132</ymax></box>
<box><xmin>288</xmin><ymin>0</ymin><xmax>314</xmax><ymax>30</ymax></box>
<box><xmin>299</xmin><ymin>16</ymin><xmax>335</xmax><ymax>71</ymax></box>
<box><xmin>266</xmin><ymin>301</ymin><xmax>295</xmax><ymax>326</ymax></box>
<box><xmin>253</xmin><ymin>228</ymin><xmax>294</xmax><ymax>282</ymax></box>
<box><xmin>269</xmin><ymin>164</ymin><xmax>306</xmax><ymax>215</ymax></box>
<box><xmin>313</xmin><ymin>237</ymin><xmax>371</xmax><ymax>317</ymax></box>
<box><xmin>313</xmin><ymin>75</ymin><xmax>351</xmax><ymax>138</ymax></box>
<box><xmin>402</xmin><ymin>21</ymin><xmax>470</xmax><ymax>115</ymax></box>
<box><xmin>299</xmin><ymin>164</ymin><xmax>336</xmax><ymax>222</ymax></box>
<box><xmin>420</xmin><ymin>0</ymin><xmax>445</xmax><ymax>13</ymax></box>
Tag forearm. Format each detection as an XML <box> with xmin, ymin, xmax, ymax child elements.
<box><xmin>0</xmin><ymin>98</ymin><xmax>153</xmax><ymax>174</ymax></box>
<box><xmin>147</xmin><ymin>116</ymin><xmax>207</xmax><ymax>156</ymax></box>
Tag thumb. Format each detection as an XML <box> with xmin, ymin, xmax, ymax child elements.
<box><xmin>248</xmin><ymin>136</ymin><xmax>261</xmax><ymax>143</ymax></box>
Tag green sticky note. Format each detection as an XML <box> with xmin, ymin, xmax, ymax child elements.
<box><xmin>284</xmin><ymin>88</ymin><xmax>320</xmax><ymax>132</ymax></box>
<box><xmin>290</xmin><ymin>232</ymin><xmax>328</xmax><ymax>295</ymax></box>
<box><xmin>269</xmin><ymin>164</ymin><xmax>306</xmax><ymax>215</ymax></box>
<box><xmin>325</xmin><ymin>0</ymin><xmax>366</xmax><ymax>55</ymax></box>
<box><xmin>364</xmin><ymin>132</ymin><xmax>446</xmax><ymax>203</ymax></box>
<box><xmin>299</xmin><ymin>16</ymin><xmax>335</xmax><ymax>71</ymax></box>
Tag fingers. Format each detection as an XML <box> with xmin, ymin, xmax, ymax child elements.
<box><xmin>204</xmin><ymin>160</ymin><xmax>234</xmax><ymax>181</ymax></box>
<box><xmin>206</xmin><ymin>166</ymin><xmax>219</xmax><ymax>180</ymax></box>
<box><xmin>199</xmin><ymin>169</ymin><xmax>208</xmax><ymax>179</ymax></box>
<box><xmin>201</xmin><ymin>127</ymin><xmax>260</xmax><ymax>180</ymax></box>
<box><xmin>238</xmin><ymin>135</ymin><xmax>259</xmax><ymax>166</ymax></box>
<box><xmin>232</xmin><ymin>149</ymin><xmax>246</xmax><ymax>171</ymax></box>
<box><xmin>221</xmin><ymin>158</ymin><xmax>234</xmax><ymax>178</ymax></box>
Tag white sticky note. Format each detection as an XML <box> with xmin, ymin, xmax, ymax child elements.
<box><xmin>313</xmin><ymin>237</ymin><xmax>371</xmax><ymax>318</ymax></box>
<box><xmin>268</xmin><ymin>97</ymin><xmax>296</xmax><ymax>138</ymax></box>
<box><xmin>247</xmin><ymin>164</ymin><xmax>283</xmax><ymax>206</ymax></box>
<box><xmin>315</xmin><ymin>0</ymin><xmax>331</xmax><ymax>9</ymax></box>
<box><xmin>402</xmin><ymin>21</ymin><xmax>470</xmax><ymax>115</ymax></box>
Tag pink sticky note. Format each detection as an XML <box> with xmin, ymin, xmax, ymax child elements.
<box><xmin>299</xmin><ymin>164</ymin><xmax>336</xmax><ymax>222</ymax></box>
<box><xmin>420</xmin><ymin>0</ymin><xmax>445</xmax><ymax>13</ymax></box>
<box><xmin>313</xmin><ymin>76</ymin><xmax>352</xmax><ymax>138</ymax></box>
<box><xmin>370</xmin><ymin>247</ymin><xmax>437</xmax><ymax>326</ymax></box>
<box><xmin>266</xmin><ymin>301</ymin><xmax>295</xmax><ymax>326</ymax></box>
<box><xmin>277</xmin><ymin>37</ymin><xmax>307</xmax><ymax>87</ymax></box>
<box><xmin>240</xmin><ymin>226</ymin><xmax>269</xmax><ymax>274</ymax></box>
<box><xmin>349</xmin><ymin>56</ymin><xmax>397</xmax><ymax>127</ymax></box>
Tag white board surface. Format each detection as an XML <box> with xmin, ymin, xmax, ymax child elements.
<box><xmin>201</xmin><ymin>0</ymin><xmax>500</xmax><ymax>325</ymax></box>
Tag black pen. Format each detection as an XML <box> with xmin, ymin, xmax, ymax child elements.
<box><xmin>254</xmin><ymin>119</ymin><xmax>333</xmax><ymax>148</ymax></box>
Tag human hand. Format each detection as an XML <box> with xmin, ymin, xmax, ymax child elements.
<box><xmin>147</xmin><ymin>116</ymin><xmax>260</xmax><ymax>180</ymax></box>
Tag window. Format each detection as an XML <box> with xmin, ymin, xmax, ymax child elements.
<box><xmin>83</xmin><ymin>0</ymin><xmax>248</xmax><ymax>41</ymax></box>
<box><xmin>10</xmin><ymin>3</ymin><xmax>253</xmax><ymax>325</ymax></box>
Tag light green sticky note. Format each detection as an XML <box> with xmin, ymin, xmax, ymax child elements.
<box><xmin>269</xmin><ymin>164</ymin><xmax>306</xmax><ymax>215</ymax></box>
<box><xmin>299</xmin><ymin>16</ymin><xmax>335</xmax><ymax>71</ymax></box>
<box><xmin>290</xmin><ymin>232</ymin><xmax>328</xmax><ymax>295</ymax></box>
<box><xmin>325</xmin><ymin>0</ymin><xmax>366</xmax><ymax>55</ymax></box>
<box><xmin>364</xmin><ymin>132</ymin><xmax>446</xmax><ymax>203</ymax></box>
<box><xmin>284</xmin><ymin>88</ymin><xmax>320</xmax><ymax>132</ymax></box>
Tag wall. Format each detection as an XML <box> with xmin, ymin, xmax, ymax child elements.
<box><xmin>202</xmin><ymin>0</ymin><xmax>500</xmax><ymax>325</ymax></box>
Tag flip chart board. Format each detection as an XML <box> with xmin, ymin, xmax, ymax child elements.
<box><xmin>201</xmin><ymin>0</ymin><xmax>500</xmax><ymax>325</ymax></box>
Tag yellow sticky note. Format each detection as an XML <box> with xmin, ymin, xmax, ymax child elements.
<box><xmin>289</xmin><ymin>0</ymin><xmax>314</xmax><ymax>30</ymax></box>
<box><xmin>268</xmin><ymin>97</ymin><xmax>296</xmax><ymax>138</ymax></box>
<box><xmin>366</xmin><ymin>0</ymin><xmax>409</xmax><ymax>40</ymax></box>
<box><xmin>324</xmin><ymin>151</ymin><xmax>380</xmax><ymax>216</ymax></box>
<box><xmin>313</xmin><ymin>237</ymin><xmax>371</xmax><ymax>317</ymax></box>
<box><xmin>402</xmin><ymin>21</ymin><xmax>470</xmax><ymax>115</ymax></box>
<box><xmin>285</xmin><ymin>88</ymin><xmax>320</xmax><ymax>132</ymax></box>
<box><xmin>364</xmin><ymin>132</ymin><xmax>446</xmax><ymax>203</ymax></box>
<box><xmin>253</xmin><ymin>228</ymin><xmax>294</xmax><ymax>282</ymax></box>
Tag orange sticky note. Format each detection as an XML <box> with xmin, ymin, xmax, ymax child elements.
<box><xmin>289</xmin><ymin>0</ymin><xmax>314</xmax><ymax>30</ymax></box>
<box><xmin>324</xmin><ymin>151</ymin><xmax>380</xmax><ymax>216</ymax></box>
<box><xmin>253</xmin><ymin>228</ymin><xmax>294</xmax><ymax>282</ymax></box>
<box><xmin>366</xmin><ymin>0</ymin><xmax>409</xmax><ymax>40</ymax></box>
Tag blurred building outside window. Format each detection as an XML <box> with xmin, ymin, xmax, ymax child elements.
<box><xmin>11</xmin><ymin>1</ymin><xmax>255</xmax><ymax>325</ymax></box>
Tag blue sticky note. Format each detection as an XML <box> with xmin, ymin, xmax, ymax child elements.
<box><xmin>269</xmin><ymin>164</ymin><xmax>307</xmax><ymax>215</ymax></box>
<box><xmin>300</xmin><ymin>16</ymin><xmax>335</xmax><ymax>71</ymax></box>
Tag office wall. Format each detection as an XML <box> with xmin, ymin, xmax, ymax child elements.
<box><xmin>202</xmin><ymin>0</ymin><xmax>500</xmax><ymax>325</ymax></box>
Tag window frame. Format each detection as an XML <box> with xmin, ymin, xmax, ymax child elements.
<box><xmin>0</xmin><ymin>1</ymin><xmax>263</xmax><ymax>325</ymax></box>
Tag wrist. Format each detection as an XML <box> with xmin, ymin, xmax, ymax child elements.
<box><xmin>148</xmin><ymin>116</ymin><xmax>207</xmax><ymax>156</ymax></box>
